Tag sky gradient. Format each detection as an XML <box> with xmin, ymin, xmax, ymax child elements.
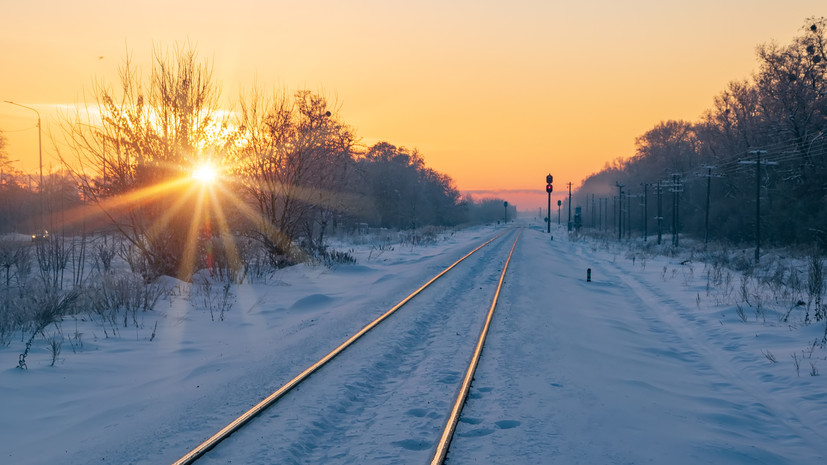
<box><xmin>1</xmin><ymin>1</ymin><xmax>824</xmax><ymax>210</ymax></box>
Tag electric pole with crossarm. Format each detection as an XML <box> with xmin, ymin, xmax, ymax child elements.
<box><xmin>739</xmin><ymin>150</ymin><xmax>776</xmax><ymax>263</ymax></box>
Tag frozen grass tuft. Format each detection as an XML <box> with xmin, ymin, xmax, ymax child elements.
<box><xmin>193</xmin><ymin>273</ymin><xmax>236</xmax><ymax>322</ymax></box>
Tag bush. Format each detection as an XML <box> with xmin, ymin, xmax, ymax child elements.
<box><xmin>17</xmin><ymin>287</ymin><xmax>80</xmax><ymax>369</ymax></box>
<box><xmin>83</xmin><ymin>271</ymin><xmax>167</xmax><ymax>333</ymax></box>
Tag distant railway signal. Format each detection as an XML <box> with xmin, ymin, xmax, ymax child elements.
<box><xmin>545</xmin><ymin>173</ymin><xmax>553</xmax><ymax>233</ymax></box>
<box><xmin>557</xmin><ymin>199</ymin><xmax>561</xmax><ymax>225</ymax></box>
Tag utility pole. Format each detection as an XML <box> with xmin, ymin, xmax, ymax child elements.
<box><xmin>567</xmin><ymin>182</ymin><xmax>572</xmax><ymax>231</ymax></box>
<box><xmin>656</xmin><ymin>181</ymin><xmax>663</xmax><ymax>245</ymax></box>
<box><xmin>615</xmin><ymin>182</ymin><xmax>624</xmax><ymax>241</ymax></box>
<box><xmin>697</xmin><ymin>166</ymin><xmax>722</xmax><ymax>250</ymax></box>
<box><xmin>624</xmin><ymin>191</ymin><xmax>629</xmax><ymax>239</ymax></box>
<box><xmin>672</xmin><ymin>174</ymin><xmax>677</xmax><ymax>246</ymax></box>
<box><xmin>705</xmin><ymin>166</ymin><xmax>712</xmax><ymax>249</ymax></box>
<box><xmin>612</xmin><ymin>196</ymin><xmax>616</xmax><ymax>233</ymax></box>
<box><xmin>603</xmin><ymin>197</ymin><xmax>607</xmax><ymax>231</ymax></box>
<box><xmin>740</xmin><ymin>150</ymin><xmax>775</xmax><ymax>263</ymax></box>
<box><xmin>641</xmin><ymin>183</ymin><xmax>648</xmax><ymax>241</ymax></box>
<box><xmin>626</xmin><ymin>190</ymin><xmax>632</xmax><ymax>239</ymax></box>
<box><xmin>670</xmin><ymin>174</ymin><xmax>682</xmax><ymax>247</ymax></box>
<box><xmin>604</xmin><ymin>197</ymin><xmax>608</xmax><ymax>231</ymax></box>
<box><xmin>591</xmin><ymin>194</ymin><xmax>596</xmax><ymax>229</ymax></box>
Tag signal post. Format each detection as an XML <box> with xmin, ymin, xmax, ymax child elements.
<box><xmin>545</xmin><ymin>174</ymin><xmax>553</xmax><ymax>233</ymax></box>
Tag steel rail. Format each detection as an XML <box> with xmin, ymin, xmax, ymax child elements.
<box><xmin>172</xmin><ymin>229</ymin><xmax>509</xmax><ymax>465</ymax></box>
<box><xmin>430</xmin><ymin>228</ymin><xmax>522</xmax><ymax>465</ymax></box>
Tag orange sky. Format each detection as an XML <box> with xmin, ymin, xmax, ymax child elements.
<box><xmin>1</xmin><ymin>1</ymin><xmax>824</xmax><ymax>210</ymax></box>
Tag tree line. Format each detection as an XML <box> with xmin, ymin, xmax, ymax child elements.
<box><xmin>575</xmin><ymin>17</ymin><xmax>827</xmax><ymax>254</ymax></box>
<box><xmin>0</xmin><ymin>45</ymin><xmax>510</xmax><ymax>280</ymax></box>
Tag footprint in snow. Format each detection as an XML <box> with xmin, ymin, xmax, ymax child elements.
<box><xmin>392</xmin><ymin>439</ymin><xmax>432</xmax><ymax>451</ymax></box>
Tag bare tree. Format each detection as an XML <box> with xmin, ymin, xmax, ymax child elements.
<box><xmin>59</xmin><ymin>44</ymin><xmax>233</xmax><ymax>280</ymax></box>
<box><xmin>0</xmin><ymin>129</ymin><xmax>15</xmax><ymax>188</ymax></box>
<box><xmin>0</xmin><ymin>130</ymin><xmax>8</xmax><ymax>168</ymax></box>
<box><xmin>234</xmin><ymin>89</ymin><xmax>356</xmax><ymax>265</ymax></box>
<box><xmin>576</xmin><ymin>17</ymin><xmax>827</xmax><ymax>248</ymax></box>
<box><xmin>356</xmin><ymin>142</ymin><xmax>462</xmax><ymax>230</ymax></box>
<box><xmin>755</xmin><ymin>18</ymin><xmax>827</xmax><ymax>166</ymax></box>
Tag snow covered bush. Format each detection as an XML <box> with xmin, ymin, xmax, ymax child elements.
<box><xmin>17</xmin><ymin>286</ymin><xmax>80</xmax><ymax>369</ymax></box>
<box><xmin>202</xmin><ymin>234</ymin><xmax>254</xmax><ymax>284</ymax></box>
<box><xmin>806</xmin><ymin>253</ymin><xmax>825</xmax><ymax>322</ymax></box>
<box><xmin>92</xmin><ymin>236</ymin><xmax>118</xmax><ymax>273</ymax></box>
<box><xmin>84</xmin><ymin>271</ymin><xmax>167</xmax><ymax>335</ymax></box>
<box><xmin>193</xmin><ymin>273</ymin><xmax>235</xmax><ymax>322</ymax></box>
<box><xmin>34</xmin><ymin>235</ymin><xmax>71</xmax><ymax>290</ymax></box>
<box><xmin>0</xmin><ymin>238</ymin><xmax>32</xmax><ymax>345</ymax></box>
<box><xmin>314</xmin><ymin>248</ymin><xmax>357</xmax><ymax>267</ymax></box>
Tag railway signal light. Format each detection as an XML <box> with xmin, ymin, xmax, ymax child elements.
<box><xmin>545</xmin><ymin>173</ymin><xmax>554</xmax><ymax>233</ymax></box>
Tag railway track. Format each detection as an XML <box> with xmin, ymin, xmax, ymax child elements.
<box><xmin>173</xmin><ymin>228</ymin><xmax>522</xmax><ymax>464</ymax></box>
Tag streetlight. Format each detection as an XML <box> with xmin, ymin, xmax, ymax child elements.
<box><xmin>3</xmin><ymin>101</ymin><xmax>42</xmax><ymax>192</ymax></box>
<box><xmin>4</xmin><ymin>100</ymin><xmax>44</xmax><ymax>230</ymax></box>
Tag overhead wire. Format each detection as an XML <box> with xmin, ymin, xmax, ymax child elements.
<box><xmin>587</xmin><ymin>137</ymin><xmax>827</xmax><ymax>192</ymax></box>
<box><xmin>0</xmin><ymin>125</ymin><xmax>38</xmax><ymax>133</ymax></box>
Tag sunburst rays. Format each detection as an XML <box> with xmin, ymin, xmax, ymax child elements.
<box><xmin>48</xmin><ymin>162</ymin><xmax>364</xmax><ymax>283</ymax></box>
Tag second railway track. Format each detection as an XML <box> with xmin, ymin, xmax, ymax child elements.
<box><xmin>174</xmin><ymin>228</ymin><xmax>522</xmax><ymax>465</ymax></box>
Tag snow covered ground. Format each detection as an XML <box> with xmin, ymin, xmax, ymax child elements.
<box><xmin>1</xmin><ymin>221</ymin><xmax>826</xmax><ymax>464</ymax></box>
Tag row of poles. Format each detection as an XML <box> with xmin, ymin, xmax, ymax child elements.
<box><xmin>546</xmin><ymin>149</ymin><xmax>771</xmax><ymax>263</ymax></box>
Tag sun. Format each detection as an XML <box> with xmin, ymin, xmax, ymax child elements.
<box><xmin>192</xmin><ymin>163</ymin><xmax>218</xmax><ymax>184</ymax></box>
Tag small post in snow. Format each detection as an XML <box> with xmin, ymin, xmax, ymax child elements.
<box><xmin>587</xmin><ymin>268</ymin><xmax>591</xmax><ymax>282</ymax></box>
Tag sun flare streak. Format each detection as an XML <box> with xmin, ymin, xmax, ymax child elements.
<box><xmin>192</xmin><ymin>163</ymin><xmax>219</xmax><ymax>184</ymax></box>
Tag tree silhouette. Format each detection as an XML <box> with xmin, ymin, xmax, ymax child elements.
<box><xmin>59</xmin><ymin>44</ymin><xmax>232</xmax><ymax>280</ymax></box>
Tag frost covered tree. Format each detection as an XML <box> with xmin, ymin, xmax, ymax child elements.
<box><xmin>59</xmin><ymin>44</ymin><xmax>234</xmax><ymax>280</ymax></box>
<box><xmin>577</xmin><ymin>17</ymin><xmax>827</xmax><ymax>248</ymax></box>
<box><xmin>233</xmin><ymin>89</ymin><xmax>357</xmax><ymax>266</ymax></box>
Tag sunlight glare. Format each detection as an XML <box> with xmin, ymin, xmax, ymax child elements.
<box><xmin>192</xmin><ymin>163</ymin><xmax>218</xmax><ymax>184</ymax></box>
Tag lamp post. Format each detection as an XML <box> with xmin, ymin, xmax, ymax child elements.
<box><xmin>4</xmin><ymin>101</ymin><xmax>43</xmax><ymax>230</ymax></box>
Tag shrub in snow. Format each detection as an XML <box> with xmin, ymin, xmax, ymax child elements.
<box><xmin>17</xmin><ymin>287</ymin><xmax>80</xmax><ymax>369</ymax></box>
<box><xmin>84</xmin><ymin>271</ymin><xmax>167</xmax><ymax>335</ymax></box>
<box><xmin>193</xmin><ymin>272</ymin><xmax>236</xmax><ymax>322</ymax></box>
<box><xmin>806</xmin><ymin>253</ymin><xmax>825</xmax><ymax>323</ymax></box>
